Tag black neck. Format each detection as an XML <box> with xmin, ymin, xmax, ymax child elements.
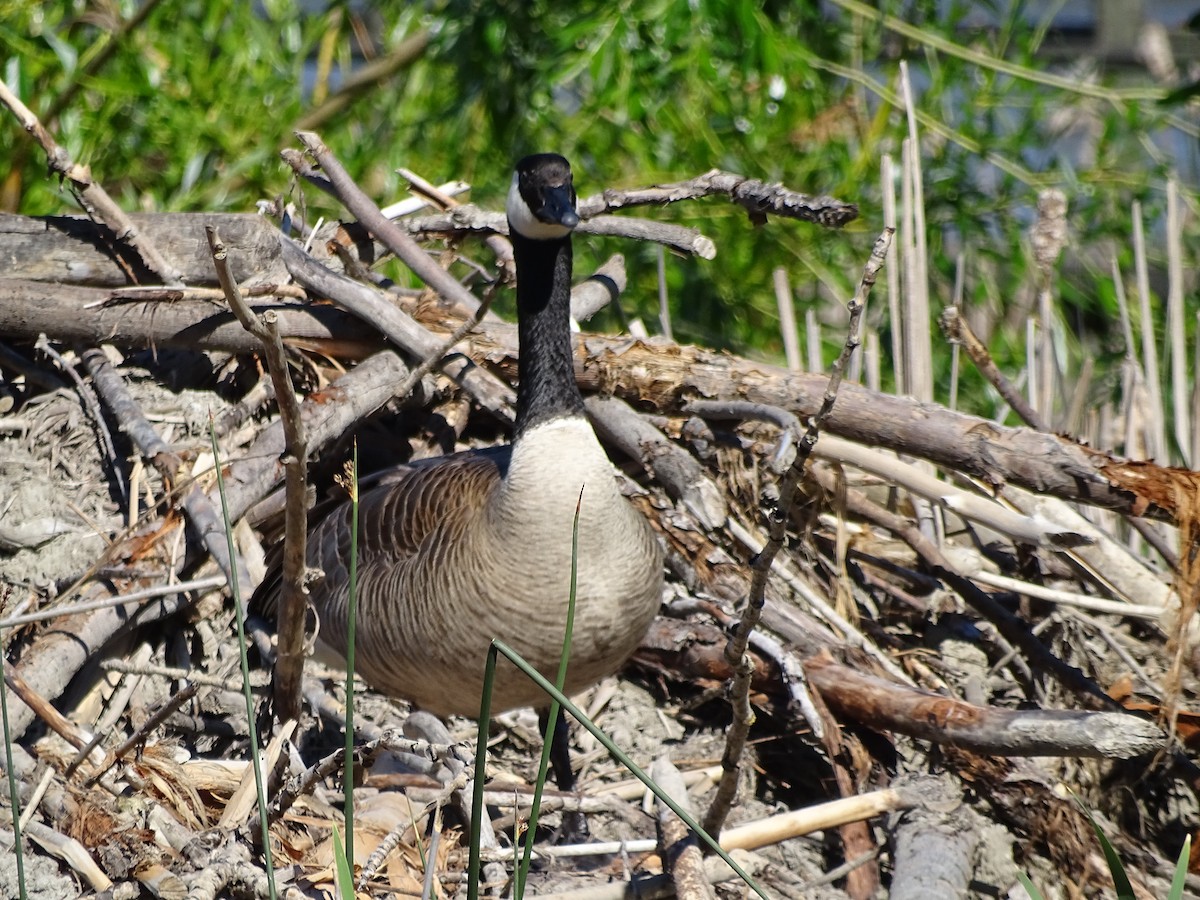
<box><xmin>512</xmin><ymin>232</ymin><xmax>584</xmax><ymax>436</ymax></box>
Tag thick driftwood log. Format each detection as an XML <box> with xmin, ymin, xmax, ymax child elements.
<box><xmin>470</xmin><ymin>328</ymin><xmax>1196</xmax><ymax>523</ymax></box>
<box><xmin>1</xmin><ymin>268</ymin><xmax>1188</xmax><ymax>521</ymax></box>
<box><xmin>636</xmin><ymin>621</ymin><xmax>1165</xmax><ymax>759</ymax></box>
<box><xmin>0</xmin><ymin>213</ymin><xmax>288</xmax><ymax>286</ymax></box>
<box><xmin>0</xmin><ymin>279</ymin><xmax>378</xmax><ymax>355</ymax></box>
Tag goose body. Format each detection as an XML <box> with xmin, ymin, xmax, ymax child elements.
<box><xmin>286</xmin><ymin>154</ymin><xmax>663</xmax><ymax>717</ymax></box>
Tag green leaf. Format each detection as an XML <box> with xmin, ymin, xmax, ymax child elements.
<box><xmin>331</xmin><ymin>828</ymin><xmax>355</xmax><ymax>900</ymax></box>
<box><xmin>1015</xmin><ymin>872</ymin><xmax>1045</xmax><ymax>900</ymax></box>
<box><xmin>1168</xmin><ymin>834</ymin><xmax>1191</xmax><ymax>900</ymax></box>
<box><xmin>1072</xmin><ymin>799</ymin><xmax>1135</xmax><ymax>900</ymax></box>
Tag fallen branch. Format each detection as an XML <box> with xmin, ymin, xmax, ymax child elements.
<box><xmin>0</xmin><ymin>77</ymin><xmax>183</xmax><ymax>286</ymax></box>
<box><xmin>578</xmin><ymin>168</ymin><xmax>859</xmax><ymax>228</ymax></box>
<box><xmin>208</xmin><ymin>225</ymin><xmax>310</xmax><ymax>724</ymax></box>
<box><xmin>805</xmin><ymin>655</ymin><xmax>1164</xmax><ymax>758</ymax></box>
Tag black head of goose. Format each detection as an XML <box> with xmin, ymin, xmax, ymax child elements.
<box><xmin>277</xmin><ymin>153</ymin><xmax>664</xmax><ymax>717</ymax></box>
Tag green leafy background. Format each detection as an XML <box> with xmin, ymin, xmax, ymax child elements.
<box><xmin>2</xmin><ymin>0</ymin><xmax>1196</xmax><ymax>424</ymax></box>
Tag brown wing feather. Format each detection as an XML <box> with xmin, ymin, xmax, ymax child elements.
<box><xmin>252</xmin><ymin>447</ymin><xmax>508</xmax><ymax>633</ymax></box>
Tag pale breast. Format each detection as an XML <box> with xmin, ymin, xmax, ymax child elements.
<box><xmin>309</xmin><ymin>421</ymin><xmax>664</xmax><ymax>717</ymax></box>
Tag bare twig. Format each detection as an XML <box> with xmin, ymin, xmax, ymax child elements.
<box><xmin>577</xmin><ymin>168</ymin><xmax>858</xmax><ymax>228</ymax></box>
<box><xmin>939</xmin><ymin>305</ymin><xmax>1049</xmax><ymax>432</ymax></box>
<box><xmin>290</xmin><ymin>131</ymin><xmax>486</xmax><ymax>316</ymax></box>
<box><xmin>0</xmin><ymin>76</ymin><xmax>183</xmax><ymax>285</ymax></box>
<box><xmin>403</xmin><ymin>206</ymin><xmax>718</xmax><ymax>259</ymax></box>
<box><xmin>207</xmin><ymin>226</ymin><xmax>309</xmax><ymax>725</ymax></box>
<box><xmin>3</xmin><ymin>663</ymin><xmax>96</xmax><ymax>757</ymax></box>
<box><xmin>701</xmin><ymin>227</ymin><xmax>890</xmax><ymax>839</ymax></box>
<box><xmin>773</xmin><ymin>268</ymin><xmax>801</xmax><ymax>372</ymax></box>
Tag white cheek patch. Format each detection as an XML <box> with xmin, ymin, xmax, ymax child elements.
<box><xmin>507</xmin><ymin>174</ymin><xmax>574</xmax><ymax>241</ymax></box>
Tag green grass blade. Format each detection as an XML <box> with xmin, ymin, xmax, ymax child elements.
<box><xmin>344</xmin><ymin>442</ymin><xmax>359</xmax><ymax>881</ymax></box>
<box><xmin>1072</xmin><ymin>800</ymin><xmax>1135</xmax><ymax>900</ymax></box>
<box><xmin>1168</xmin><ymin>834</ymin><xmax>1191</xmax><ymax>900</ymax></box>
<box><xmin>514</xmin><ymin>495</ymin><xmax>583</xmax><ymax>897</ymax></box>
<box><xmin>1016</xmin><ymin>872</ymin><xmax>1045</xmax><ymax>900</ymax></box>
<box><xmin>210</xmin><ymin>422</ymin><xmax>278</xmax><ymax>900</ymax></box>
<box><xmin>0</xmin><ymin>661</ymin><xmax>28</xmax><ymax>900</ymax></box>
<box><xmin>332</xmin><ymin>827</ymin><xmax>355</xmax><ymax>900</ymax></box>
<box><xmin>490</xmin><ymin>639</ymin><xmax>768</xmax><ymax>900</ymax></box>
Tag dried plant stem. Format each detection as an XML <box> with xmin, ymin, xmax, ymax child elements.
<box><xmin>702</xmin><ymin>228</ymin><xmax>891</xmax><ymax>840</ymax></box>
<box><xmin>773</xmin><ymin>267</ymin><xmax>801</xmax><ymax>372</ymax></box>
<box><xmin>898</xmin><ymin>67</ymin><xmax>932</xmax><ymax>406</ymax></box>
<box><xmin>1132</xmin><ymin>200</ymin><xmax>1166</xmax><ymax>462</ymax></box>
<box><xmin>207</xmin><ymin>226</ymin><xmax>308</xmax><ymax>725</ymax></box>
<box><xmin>881</xmin><ymin>154</ymin><xmax>904</xmax><ymax>391</ymax></box>
<box><xmin>1166</xmin><ymin>180</ymin><xmax>1188</xmax><ymax>466</ymax></box>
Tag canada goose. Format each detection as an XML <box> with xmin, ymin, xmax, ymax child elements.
<box><xmin>265</xmin><ymin>154</ymin><xmax>663</xmax><ymax>719</ymax></box>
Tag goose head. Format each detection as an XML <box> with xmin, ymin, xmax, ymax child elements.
<box><xmin>507</xmin><ymin>153</ymin><xmax>580</xmax><ymax>241</ymax></box>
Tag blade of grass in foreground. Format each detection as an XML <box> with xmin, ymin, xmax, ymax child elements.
<box><xmin>1016</xmin><ymin>872</ymin><xmax>1045</xmax><ymax>900</ymax></box>
<box><xmin>0</xmin><ymin>655</ymin><xmax>28</xmax><ymax>900</ymax></box>
<box><xmin>210</xmin><ymin>422</ymin><xmax>278</xmax><ymax>900</ymax></box>
<box><xmin>332</xmin><ymin>827</ymin><xmax>355</xmax><ymax>900</ymax></box>
<box><xmin>1169</xmin><ymin>834</ymin><xmax>1191</xmax><ymax>900</ymax></box>
<box><xmin>467</xmin><ymin>635</ymin><xmax>768</xmax><ymax>900</ymax></box>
